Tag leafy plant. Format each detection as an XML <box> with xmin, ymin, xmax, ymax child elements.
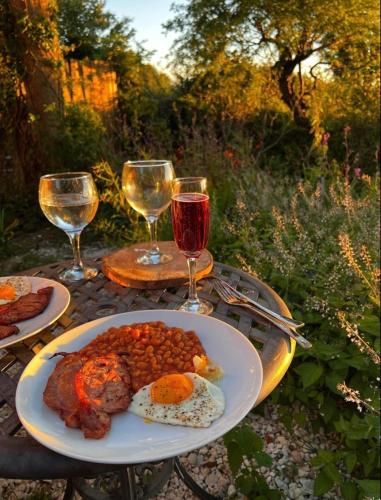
<box><xmin>91</xmin><ymin>161</ymin><xmax>172</xmax><ymax>247</ymax></box>
<box><xmin>224</xmin><ymin>423</ymin><xmax>282</xmax><ymax>499</ymax></box>
<box><xmin>0</xmin><ymin>208</ymin><xmax>19</xmax><ymax>257</ymax></box>
<box><xmin>219</xmin><ymin>169</ymin><xmax>380</xmax><ymax>498</ymax></box>
<box><xmin>55</xmin><ymin>104</ymin><xmax>107</xmax><ymax>172</ymax></box>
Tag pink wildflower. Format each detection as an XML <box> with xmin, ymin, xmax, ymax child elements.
<box><xmin>354</xmin><ymin>167</ymin><xmax>362</xmax><ymax>178</ymax></box>
<box><xmin>321</xmin><ymin>132</ymin><xmax>331</xmax><ymax>146</ymax></box>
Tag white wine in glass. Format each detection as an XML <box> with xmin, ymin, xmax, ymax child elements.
<box><xmin>39</xmin><ymin>172</ymin><xmax>99</xmax><ymax>282</ymax></box>
<box><xmin>122</xmin><ymin>160</ymin><xmax>175</xmax><ymax>265</ymax></box>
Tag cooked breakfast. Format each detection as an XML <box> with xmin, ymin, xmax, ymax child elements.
<box><xmin>0</xmin><ymin>285</ymin><xmax>54</xmax><ymax>333</ymax></box>
<box><xmin>128</xmin><ymin>372</ymin><xmax>225</xmax><ymax>428</ymax></box>
<box><xmin>43</xmin><ymin>321</ymin><xmax>224</xmax><ymax>438</ymax></box>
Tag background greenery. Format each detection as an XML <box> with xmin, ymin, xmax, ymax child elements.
<box><xmin>0</xmin><ymin>1</ymin><xmax>379</xmax><ymax>498</ymax></box>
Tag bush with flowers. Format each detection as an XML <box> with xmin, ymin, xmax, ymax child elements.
<box><xmin>214</xmin><ymin>167</ymin><xmax>380</xmax><ymax>498</ymax></box>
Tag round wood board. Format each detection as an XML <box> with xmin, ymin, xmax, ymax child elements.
<box><xmin>102</xmin><ymin>241</ymin><xmax>214</xmax><ymax>289</ymax></box>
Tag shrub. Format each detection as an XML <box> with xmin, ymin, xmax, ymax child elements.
<box><xmin>54</xmin><ymin>104</ymin><xmax>107</xmax><ymax>172</ymax></box>
<box><xmin>91</xmin><ymin>161</ymin><xmax>173</xmax><ymax>247</ymax></box>
<box><xmin>219</xmin><ymin>171</ymin><xmax>380</xmax><ymax>499</ymax></box>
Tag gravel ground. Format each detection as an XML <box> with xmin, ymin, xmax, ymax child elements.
<box><xmin>0</xmin><ymin>403</ymin><xmax>341</xmax><ymax>500</ymax></box>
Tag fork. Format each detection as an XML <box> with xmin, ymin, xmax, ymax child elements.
<box><xmin>213</xmin><ymin>280</ymin><xmax>312</xmax><ymax>349</ymax></box>
<box><xmin>211</xmin><ymin>277</ymin><xmax>304</xmax><ymax>329</ymax></box>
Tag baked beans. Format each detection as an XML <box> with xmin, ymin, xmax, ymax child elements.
<box><xmin>79</xmin><ymin>321</ymin><xmax>206</xmax><ymax>393</ymax></box>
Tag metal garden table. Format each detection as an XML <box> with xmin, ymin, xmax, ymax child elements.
<box><xmin>0</xmin><ymin>258</ymin><xmax>295</xmax><ymax>499</ymax></box>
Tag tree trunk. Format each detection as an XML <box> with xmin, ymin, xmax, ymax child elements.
<box><xmin>7</xmin><ymin>0</ymin><xmax>63</xmax><ymax>190</ymax></box>
<box><xmin>274</xmin><ymin>56</ymin><xmax>314</xmax><ymax>143</ymax></box>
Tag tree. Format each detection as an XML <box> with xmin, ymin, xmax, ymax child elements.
<box><xmin>165</xmin><ymin>0</ymin><xmax>380</xmax><ymax>141</ymax></box>
<box><xmin>56</xmin><ymin>0</ymin><xmax>173</xmax><ymax>154</ymax></box>
<box><xmin>57</xmin><ymin>0</ymin><xmax>134</xmax><ymax>60</ymax></box>
<box><xmin>1</xmin><ymin>0</ymin><xmax>62</xmax><ymax>194</ymax></box>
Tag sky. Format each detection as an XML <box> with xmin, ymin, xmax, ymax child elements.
<box><xmin>105</xmin><ymin>0</ymin><xmax>176</xmax><ymax>71</ymax></box>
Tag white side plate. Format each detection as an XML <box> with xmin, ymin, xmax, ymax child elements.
<box><xmin>0</xmin><ymin>276</ymin><xmax>70</xmax><ymax>349</ymax></box>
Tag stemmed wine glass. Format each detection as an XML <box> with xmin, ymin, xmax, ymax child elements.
<box><xmin>39</xmin><ymin>172</ymin><xmax>99</xmax><ymax>282</ymax></box>
<box><xmin>171</xmin><ymin>177</ymin><xmax>213</xmax><ymax>315</ymax></box>
<box><xmin>122</xmin><ymin>160</ymin><xmax>175</xmax><ymax>265</ymax></box>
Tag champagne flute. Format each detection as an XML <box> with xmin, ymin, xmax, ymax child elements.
<box><xmin>122</xmin><ymin>160</ymin><xmax>175</xmax><ymax>265</ymax></box>
<box><xmin>39</xmin><ymin>172</ymin><xmax>99</xmax><ymax>282</ymax></box>
<box><xmin>171</xmin><ymin>177</ymin><xmax>213</xmax><ymax>315</ymax></box>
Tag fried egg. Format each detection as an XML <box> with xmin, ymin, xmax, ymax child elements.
<box><xmin>0</xmin><ymin>277</ymin><xmax>32</xmax><ymax>305</ymax></box>
<box><xmin>128</xmin><ymin>373</ymin><xmax>225</xmax><ymax>428</ymax></box>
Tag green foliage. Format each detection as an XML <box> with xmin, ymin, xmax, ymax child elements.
<box><xmin>55</xmin><ymin>104</ymin><xmax>107</xmax><ymax>172</ymax></box>
<box><xmin>224</xmin><ymin>423</ymin><xmax>281</xmax><ymax>499</ymax></box>
<box><xmin>114</xmin><ymin>59</ymin><xmax>174</xmax><ymax>157</ymax></box>
<box><xmin>322</xmin><ymin>116</ymin><xmax>380</xmax><ymax>177</ymax></box>
<box><xmin>25</xmin><ymin>489</ymin><xmax>54</xmax><ymax>500</ymax></box>
<box><xmin>0</xmin><ymin>0</ymin><xmax>60</xmax><ymax>195</ymax></box>
<box><xmin>166</xmin><ymin>0</ymin><xmax>380</xmax><ymax>140</ymax></box>
<box><xmin>216</xmin><ymin>169</ymin><xmax>380</xmax><ymax>496</ymax></box>
<box><xmin>355</xmin><ymin>479</ymin><xmax>381</xmax><ymax>499</ymax></box>
<box><xmin>0</xmin><ymin>209</ymin><xmax>19</xmax><ymax>257</ymax></box>
<box><xmin>56</xmin><ymin>0</ymin><xmax>174</xmax><ymax>159</ymax></box>
<box><xmin>91</xmin><ymin>161</ymin><xmax>170</xmax><ymax>247</ymax></box>
<box><xmin>57</xmin><ymin>0</ymin><xmax>133</xmax><ymax>61</ymax></box>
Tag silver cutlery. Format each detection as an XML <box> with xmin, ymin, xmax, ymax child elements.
<box><xmin>213</xmin><ymin>280</ymin><xmax>312</xmax><ymax>349</ymax></box>
<box><xmin>211</xmin><ymin>276</ymin><xmax>304</xmax><ymax>329</ymax></box>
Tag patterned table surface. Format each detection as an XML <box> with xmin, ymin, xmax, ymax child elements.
<box><xmin>0</xmin><ymin>258</ymin><xmax>295</xmax><ymax>479</ymax></box>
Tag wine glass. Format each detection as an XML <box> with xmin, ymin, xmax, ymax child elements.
<box><xmin>122</xmin><ymin>160</ymin><xmax>175</xmax><ymax>265</ymax></box>
<box><xmin>171</xmin><ymin>177</ymin><xmax>213</xmax><ymax>315</ymax></box>
<box><xmin>39</xmin><ymin>172</ymin><xmax>99</xmax><ymax>282</ymax></box>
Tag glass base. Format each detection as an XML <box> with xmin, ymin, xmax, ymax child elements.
<box><xmin>59</xmin><ymin>265</ymin><xmax>98</xmax><ymax>283</ymax></box>
<box><xmin>137</xmin><ymin>252</ymin><xmax>173</xmax><ymax>266</ymax></box>
<box><xmin>178</xmin><ymin>298</ymin><xmax>213</xmax><ymax>315</ymax></box>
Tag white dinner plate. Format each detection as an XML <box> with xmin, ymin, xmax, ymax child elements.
<box><xmin>16</xmin><ymin>310</ymin><xmax>263</xmax><ymax>464</ymax></box>
<box><xmin>0</xmin><ymin>276</ymin><xmax>71</xmax><ymax>349</ymax></box>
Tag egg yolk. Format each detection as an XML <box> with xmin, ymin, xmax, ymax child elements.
<box><xmin>151</xmin><ymin>374</ymin><xmax>194</xmax><ymax>404</ymax></box>
<box><xmin>0</xmin><ymin>283</ymin><xmax>16</xmax><ymax>301</ymax></box>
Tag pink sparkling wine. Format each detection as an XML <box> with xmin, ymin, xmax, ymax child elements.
<box><xmin>171</xmin><ymin>193</ymin><xmax>210</xmax><ymax>257</ymax></box>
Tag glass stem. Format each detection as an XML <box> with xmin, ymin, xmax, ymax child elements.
<box><xmin>146</xmin><ymin>216</ymin><xmax>159</xmax><ymax>255</ymax></box>
<box><xmin>67</xmin><ymin>231</ymin><xmax>83</xmax><ymax>270</ymax></box>
<box><xmin>187</xmin><ymin>257</ymin><xmax>198</xmax><ymax>302</ymax></box>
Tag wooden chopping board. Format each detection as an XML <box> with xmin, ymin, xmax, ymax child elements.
<box><xmin>102</xmin><ymin>241</ymin><xmax>214</xmax><ymax>289</ymax></box>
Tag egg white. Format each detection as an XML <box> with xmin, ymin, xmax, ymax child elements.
<box><xmin>128</xmin><ymin>372</ymin><xmax>225</xmax><ymax>428</ymax></box>
<box><xmin>0</xmin><ymin>277</ymin><xmax>32</xmax><ymax>305</ymax></box>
